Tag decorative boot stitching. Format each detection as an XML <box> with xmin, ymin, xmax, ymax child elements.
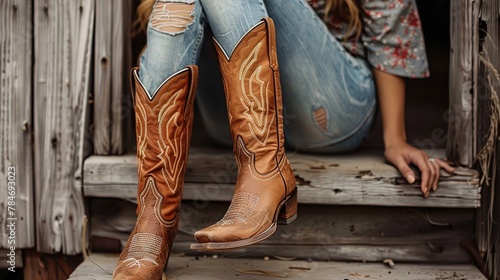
<box><xmin>137</xmin><ymin>178</ymin><xmax>176</xmax><ymax>227</ymax></box>
<box><xmin>238</xmin><ymin>41</ymin><xmax>274</xmax><ymax>146</ymax></box>
<box><xmin>237</xmin><ymin>137</ymin><xmax>281</xmax><ymax>180</ymax></box>
<box><xmin>157</xmin><ymin>89</ymin><xmax>187</xmax><ymax>194</ymax></box>
<box><xmin>217</xmin><ymin>192</ymin><xmax>259</xmax><ymax>226</ymax></box>
<box><xmin>124</xmin><ymin>232</ymin><xmax>163</xmax><ymax>267</ymax></box>
<box><xmin>135</xmin><ymin>100</ymin><xmax>148</xmax><ymax>174</ymax></box>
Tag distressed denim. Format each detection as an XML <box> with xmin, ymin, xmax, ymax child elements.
<box><xmin>139</xmin><ymin>0</ymin><xmax>266</xmax><ymax>97</ymax></box>
<box><xmin>139</xmin><ymin>0</ymin><xmax>376</xmax><ymax>153</ymax></box>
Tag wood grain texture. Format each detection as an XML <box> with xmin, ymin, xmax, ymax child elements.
<box><xmin>83</xmin><ymin>148</ymin><xmax>481</xmax><ymax>208</ymax></box>
<box><xmin>93</xmin><ymin>0</ymin><xmax>112</xmax><ymax>155</ymax></box>
<box><xmin>111</xmin><ymin>0</ymin><xmax>134</xmax><ymax>155</ymax></box>
<box><xmin>68</xmin><ymin>253</ymin><xmax>487</xmax><ymax>280</ymax></box>
<box><xmin>33</xmin><ymin>0</ymin><xmax>94</xmax><ymax>254</ymax></box>
<box><xmin>94</xmin><ymin>0</ymin><xmax>134</xmax><ymax>155</ymax></box>
<box><xmin>0</xmin><ymin>0</ymin><xmax>35</xmax><ymax>249</ymax></box>
<box><xmin>23</xmin><ymin>249</ymin><xmax>82</xmax><ymax>280</ymax></box>
<box><xmin>447</xmin><ymin>0</ymin><xmax>480</xmax><ymax>167</ymax></box>
<box><xmin>475</xmin><ymin>0</ymin><xmax>500</xmax><ymax>277</ymax></box>
<box><xmin>90</xmin><ymin>199</ymin><xmax>475</xmax><ymax>263</ymax></box>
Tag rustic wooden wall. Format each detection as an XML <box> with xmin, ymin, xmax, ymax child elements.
<box><xmin>0</xmin><ymin>0</ymin><xmax>35</xmax><ymax>249</ymax></box>
<box><xmin>447</xmin><ymin>0</ymin><xmax>480</xmax><ymax>167</ymax></box>
<box><xmin>33</xmin><ymin>0</ymin><xmax>94</xmax><ymax>254</ymax></box>
<box><xmin>93</xmin><ymin>0</ymin><xmax>134</xmax><ymax>155</ymax></box>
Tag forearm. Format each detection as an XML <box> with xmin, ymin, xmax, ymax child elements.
<box><xmin>373</xmin><ymin>69</ymin><xmax>407</xmax><ymax>148</ymax></box>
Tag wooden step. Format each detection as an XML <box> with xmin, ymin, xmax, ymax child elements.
<box><xmin>89</xmin><ymin>200</ymin><xmax>476</xmax><ymax>263</ymax></box>
<box><xmin>83</xmin><ymin>148</ymin><xmax>480</xmax><ymax>208</ymax></box>
<box><xmin>68</xmin><ymin>253</ymin><xmax>487</xmax><ymax>280</ymax></box>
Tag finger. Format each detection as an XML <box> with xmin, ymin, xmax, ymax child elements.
<box><xmin>413</xmin><ymin>156</ymin><xmax>431</xmax><ymax>197</ymax></box>
<box><xmin>436</xmin><ymin>158</ymin><xmax>455</xmax><ymax>174</ymax></box>
<box><xmin>427</xmin><ymin>160</ymin><xmax>438</xmax><ymax>194</ymax></box>
<box><xmin>427</xmin><ymin>157</ymin><xmax>437</xmax><ymax>191</ymax></box>
<box><xmin>394</xmin><ymin>159</ymin><xmax>416</xmax><ymax>184</ymax></box>
<box><xmin>431</xmin><ymin>160</ymin><xmax>440</xmax><ymax>191</ymax></box>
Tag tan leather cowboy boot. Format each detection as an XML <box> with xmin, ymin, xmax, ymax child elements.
<box><xmin>190</xmin><ymin>18</ymin><xmax>297</xmax><ymax>252</ymax></box>
<box><xmin>112</xmin><ymin>66</ymin><xmax>198</xmax><ymax>279</ymax></box>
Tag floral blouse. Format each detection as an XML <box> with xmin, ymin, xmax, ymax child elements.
<box><xmin>307</xmin><ymin>0</ymin><xmax>430</xmax><ymax>78</ymax></box>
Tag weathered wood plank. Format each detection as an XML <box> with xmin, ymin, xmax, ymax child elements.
<box><xmin>93</xmin><ymin>0</ymin><xmax>113</xmax><ymax>155</ymax></box>
<box><xmin>0</xmin><ymin>0</ymin><xmax>35</xmax><ymax>250</ymax></box>
<box><xmin>475</xmin><ymin>0</ymin><xmax>500</xmax><ymax>277</ymax></box>
<box><xmin>83</xmin><ymin>148</ymin><xmax>481</xmax><ymax>208</ymax></box>
<box><xmin>447</xmin><ymin>0</ymin><xmax>480</xmax><ymax>167</ymax></box>
<box><xmin>68</xmin><ymin>253</ymin><xmax>487</xmax><ymax>280</ymax></box>
<box><xmin>89</xmin><ymin>199</ymin><xmax>475</xmax><ymax>263</ymax></box>
<box><xmin>23</xmin><ymin>249</ymin><xmax>82</xmax><ymax>280</ymax></box>
<box><xmin>94</xmin><ymin>0</ymin><xmax>134</xmax><ymax>155</ymax></box>
<box><xmin>33</xmin><ymin>0</ymin><xmax>94</xmax><ymax>254</ymax></box>
<box><xmin>111</xmin><ymin>0</ymin><xmax>134</xmax><ymax>155</ymax></box>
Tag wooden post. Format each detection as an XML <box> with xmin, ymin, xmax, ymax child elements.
<box><xmin>0</xmin><ymin>0</ymin><xmax>35</xmax><ymax>249</ymax></box>
<box><xmin>93</xmin><ymin>0</ymin><xmax>134</xmax><ymax>155</ymax></box>
<box><xmin>33</xmin><ymin>0</ymin><xmax>94</xmax><ymax>254</ymax></box>
<box><xmin>475</xmin><ymin>0</ymin><xmax>500</xmax><ymax>277</ymax></box>
<box><xmin>447</xmin><ymin>0</ymin><xmax>480</xmax><ymax>167</ymax></box>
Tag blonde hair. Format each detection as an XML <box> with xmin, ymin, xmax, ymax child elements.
<box><xmin>324</xmin><ymin>0</ymin><xmax>362</xmax><ymax>40</ymax></box>
<box><xmin>134</xmin><ymin>0</ymin><xmax>361</xmax><ymax>40</ymax></box>
<box><xmin>133</xmin><ymin>0</ymin><xmax>155</xmax><ymax>35</ymax></box>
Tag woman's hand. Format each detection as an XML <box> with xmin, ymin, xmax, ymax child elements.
<box><xmin>384</xmin><ymin>141</ymin><xmax>455</xmax><ymax>198</ymax></box>
<box><xmin>373</xmin><ymin>69</ymin><xmax>454</xmax><ymax>198</ymax></box>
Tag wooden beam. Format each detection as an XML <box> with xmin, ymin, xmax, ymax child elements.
<box><xmin>475</xmin><ymin>0</ymin><xmax>500</xmax><ymax>277</ymax></box>
<box><xmin>93</xmin><ymin>0</ymin><xmax>112</xmax><ymax>155</ymax></box>
<box><xmin>83</xmin><ymin>148</ymin><xmax>481</xmax><ymax>208</ymax></box>
<box><xmin>0</xmin><ymin>0</ymin><xmax>35</xmax><ymax>249</ymax></box>
<box><xmin>93</xmin><ymin>0</ymin><xmax>134</xmax><ymax>155</ymax></box>
<box><xmin>33</xmin><ymin>0</ymin><xmax>94</xmax><ymax>254</ymax></box>
<box><xmin>447</xmin><ymin>0</ymin><xmax>480</xmax><ymax>167</ymax></box>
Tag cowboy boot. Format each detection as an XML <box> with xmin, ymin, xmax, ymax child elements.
<box><xmin>190</xmin><ymin>18</ymin><xmax>297</xmax><ymax>252</ymax></box>
<box><xmin>112</xmin><ymin>66</ymin><xmax>198</xmax><ymax>279</ymax></box>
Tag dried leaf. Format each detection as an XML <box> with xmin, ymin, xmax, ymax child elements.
<box><xmin>383</xmin><ymin>258</ymin><xmax>395</xmax><ymax>268</ymax></box>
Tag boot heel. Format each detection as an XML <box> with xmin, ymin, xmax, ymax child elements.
<box><xmin>278</xmin><ymin>188</ymin><xmax>297</xmax><ymax>225</ymax></box>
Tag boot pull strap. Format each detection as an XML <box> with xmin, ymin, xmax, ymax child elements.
<box><xmin>130</xmin><ymin>68</ymin><xmax>138</xmax><ymax>105</ymax></box>
<box><xmin>184</xmin><ymin>65</ymin><xmax>199</xmax><ymax>121</ymax></box>
<box><xmin>262</xmin><ymin>17</ymin><xmax>278</xmax><ymax>70</ymax></box>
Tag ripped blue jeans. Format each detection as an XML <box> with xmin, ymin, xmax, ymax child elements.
<box><xmin>139</xmin><ymin>0</ymin><xmax>376</xmax><ymax>153</ymax></box>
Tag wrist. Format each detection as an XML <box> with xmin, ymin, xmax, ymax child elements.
<box><xmin>384</xmin><ymin>134</ymin><xmax>407</xmax><ymax>149</ymax></box>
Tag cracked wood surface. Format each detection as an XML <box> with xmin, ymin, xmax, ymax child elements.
<box><xmin>83</xmin><ymin>148</ymin><xmax>480</xmax><ymax>208</ymax></box>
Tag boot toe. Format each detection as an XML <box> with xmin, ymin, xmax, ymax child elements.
<box><xmin>113</xmin><ymin>259</ymin><xmax>165</xmax><ymax>280</ymax></box>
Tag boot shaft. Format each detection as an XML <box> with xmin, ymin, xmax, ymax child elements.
<box><xmin>131</xmin><ymin>66</ymin><xmax>198</xmax><ymax>221</ymax></box>
<box><xmin>213</xmin><ymin>19</ymin><xmax>286</xmax><ymax>175</ymax></box>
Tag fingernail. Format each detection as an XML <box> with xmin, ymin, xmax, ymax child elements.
<box><xmin>407</xmin><ymin>174</ymin><xmax>415</xmax><ymax>183</ymax></box>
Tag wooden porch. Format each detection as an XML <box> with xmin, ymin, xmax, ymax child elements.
<box><xmin>1</xmin><ymin>0</ymin><xmax>499</xmax><ymax>279</ymax></box>
<box><xmin>71</xmin><ymin>146</ymin><xmax>486</xmax><ymax>279</ymax></box>
<box><xmin>70</xmin><ymin>253</ymin><xmax>487</xmax><ymax>280</ymax></box>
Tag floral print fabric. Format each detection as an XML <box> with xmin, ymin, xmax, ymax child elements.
<box><xmin>307</xmin><ymin>0</ymin><xmax>430</xmax><ymax>78</ymax></box>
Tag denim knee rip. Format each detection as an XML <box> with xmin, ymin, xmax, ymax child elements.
<box><xmin>313</xmin><ymin>106</ymin><xmax>328</xmax><ymax>132</ymax></box>
<box><xmin>150</xmin><ymin>0</ymin><xmax>195</xmax><ymax>35</ymax></box>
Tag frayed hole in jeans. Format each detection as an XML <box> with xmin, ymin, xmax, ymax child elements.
<box><xmin>313</xmin><ymin>106</ymin><xmax>328</xmax><ymax>132</ymax></box>
<box><xmin>150</xmin><ymin>1</ymin><xmax>195</xmax><ymax>35</ymax></box>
